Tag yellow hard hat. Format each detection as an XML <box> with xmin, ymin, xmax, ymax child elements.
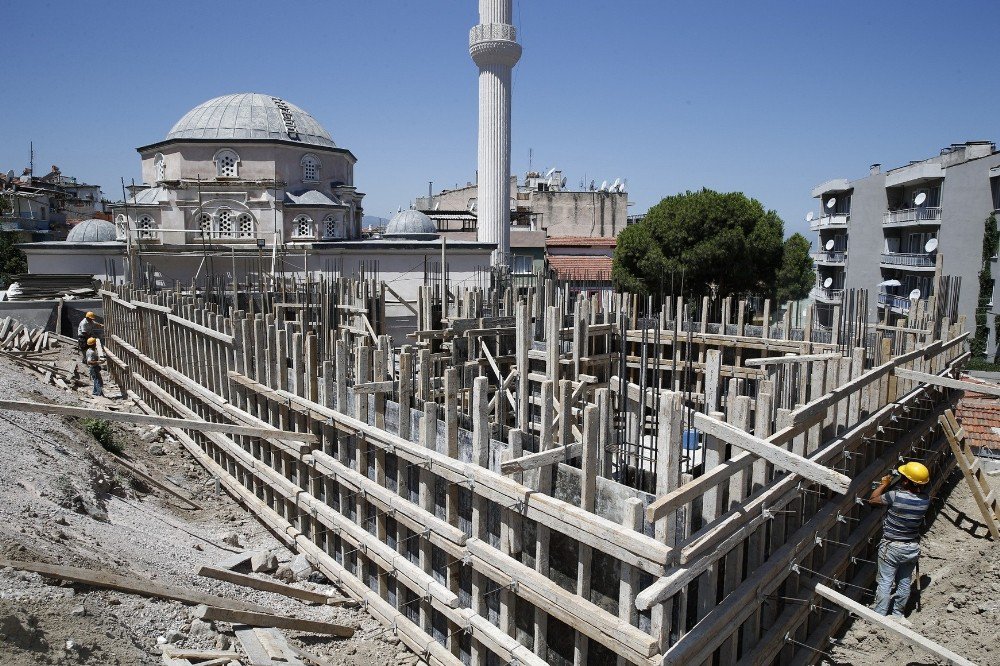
<box><xmin>898</xmin><ymin>461</ymin><xmax>930</xmax><ymax>485</ymax></box>
<box><xmin>87</xmin><ymin>337</ymin><xmax>97</xmax><ymax>346</ymax></box>
<box><xmin>85</xmin><ymin>311</ymin><xmax>96</xmax><ymax>319</ymax></box>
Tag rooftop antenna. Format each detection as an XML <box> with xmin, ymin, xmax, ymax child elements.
<box><xmin>545</xmin><ymin>167</ymin><xmax>556</xmax><ymax>178</ymax></box>
<box><xmin>29</xmin><ymin>141</ymin><xmax>34</xmax><ymax>177</ymax></box>
<box><xmin>528</xmin><ymin>148</ymin><xmax>533</xmax><ymax>172</ymax></box>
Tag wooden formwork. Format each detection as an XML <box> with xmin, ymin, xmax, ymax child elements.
<box><xmin>99</xmin><ymin>279</ymin><xmax>971</xmax><ymax>666</ymax></box>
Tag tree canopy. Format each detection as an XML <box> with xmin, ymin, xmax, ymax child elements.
<box><xmin>613</xmin><ymin>188</ymin><xmax>786</xmax><ymax>298</ymax></box>
<box><xmin>0</xmin><ymin>193</ymin><xmax>27</xmax><ymax>289</ymax></box>
<box><xmin>775</xmin><ymin>233</ymin><xmax>815</xmax><ymax>303</ymax></box>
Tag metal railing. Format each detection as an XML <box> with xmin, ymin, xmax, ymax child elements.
<box><xmin>811</xmin><ymin>251</ymin><xmax>846</xmax><ymax>264</ymax></box>
<box><xmin>810</xmin><ymin>286</ymin><xmax>844</xmax><ymax>302</ymax></box>
<box><xmin>880</xmin><ymin>252</ymin><xmax>936</xmax><ymax>267</ymax></box>
<box><xmin>877</xmin><ymin>292</ymin><xmax>911</xmax><ymax>312</ymax></box>
<box><xmin>882</xmin><ymin>207</ymin><xmax>942</xmax><ymax>226</ymax></box>
<box><xmin>808</xmin><ymin>213</ymin><xmax>849</xmax><ymax>230</ymax></box>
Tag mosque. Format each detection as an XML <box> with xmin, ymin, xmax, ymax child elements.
<box><xmin>21</xmin><ymin>93</ymin><xmax>493</xmax><ymax>309</ymax></box>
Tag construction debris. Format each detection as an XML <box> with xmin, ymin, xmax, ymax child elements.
<box><xmin>193</xmin><ymin>605</ymin><xmax>355</xmax><ymax>638</ymax></box>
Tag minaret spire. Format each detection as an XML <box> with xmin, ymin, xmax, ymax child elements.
<box><xmin>470</xmin><ymin>0</ymin><xmax>521</xmax><ymax>267</ymax></box>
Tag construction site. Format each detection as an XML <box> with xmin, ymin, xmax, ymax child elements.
<box><xmin>0</xmin><ymin>261</ymin><xmax>998</xmax><ymax>666</ymax></box>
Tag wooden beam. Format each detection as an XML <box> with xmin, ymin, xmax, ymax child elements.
<box><xmin>196</xmin><ymin>566</ymin><xmax>350</xmax><ymax>606</ymax></box>
<box><xmin>809</xmin><ymin>581</ymin><xmax>977</xmax><ymax>666</ymax></box>
<box><xmin>193</xmin><ymin>604</ymin><xmax>355</xmax><ymax>638</ymax></box>
<box><xmin>499</xmin><ymin>442</ymin><xmax>582</xmax><ymax>475</ymax></box>
<box><xmin>350</xmin><ymin>381</ymin><xmax>395</xmax><ymax>394</ymax></box>
<box><xmin>691</xmin><ymin>411</ymin><xmax>851</xmax><ymax>494</ymax></box>
<box><xmin>0</xmin><ymin>560</ymin><xmax>271</xmax><ymax>613</ymax></box>
<box><xmin>381</xmin><ymin>281</ymin><xmax>418</xmax><ymax>316</ymax></box>
<box><xmin>744</xmin><ymin>353</ymin><xmax>842</xmax><ymax>367</ymax></box>
<box><xmin>895</xmin><ymin>368</ymin><xmax>1000</xmax><ymax>398</ymax></box>
<box><xmin>0</xmin><ymin>399</ymin><xmax>317</xmax><ymax>443</ymax></box>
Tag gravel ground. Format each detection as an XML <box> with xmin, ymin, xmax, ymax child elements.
<box><xmin>0</xmin><ymin>347</ymin><xmax>418</xmax><ymax>665</ymax></box>
<box><xmin>822</xmin><ymin>470</ymin><xmax>1000</xmax><ymax>665</ymax></box>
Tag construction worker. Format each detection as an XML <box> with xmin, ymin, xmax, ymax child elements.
<box><xmin>85</xmin><ymin>337</ymin><xmax>104</xmax><ymax>397</ymax></box>
<box><xmin>77</xmin><ymin>312</ymin><xmax>104</xmax><ymax>358</ymax></box>
<box><xmin>869</xmin><ymin>461</ymin><xmax>931</xmax><ymax>621</ymax></box>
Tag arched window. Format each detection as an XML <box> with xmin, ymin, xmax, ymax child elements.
<box><xmin>214</xmin><ymin>149</ymin><xmax>240</xmax><ymax>178</ymax></box>
<box><xmin>115</xmin><ymin>214</ymin><xmax>128</xmax><ymax>240</ymax></box>
<box><xmin>292</xmin><ymin>214</ymin><xmax>314</xmax><ymax>238</ymax></box>
<box><xmin>197</xmin><ymin>212</ymin><xmax>213</xmax><ymax>238</ymax></box>
<box><xmin>322</xmin><ymin>214</ymin><xmax>346</xmax><ymax>239</ymax></box>
<box><xmin>301</xmin><ymin>154</ymin><xmax>321</xmax><ymax>182</ymax></box>
<box><xmin>216</xmin><ymin>209</ymin><xmax>235</xmax><ymax>238</ymax></box>
<box><xmin>154</xmin><ymin>153</ymin><xmax>165</xmax><ymax>182</ymax></box>
<box><xmin>136</xmin><ymin>215</ymin><xmax>155</xmax><ymax>239</ymax></box>
<box><xmin>237</xmin><ymin>213</ymin><xmax>255</xmax><ymax>238</ymax></box>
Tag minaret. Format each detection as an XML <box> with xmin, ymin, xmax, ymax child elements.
<box><xmin>470</xmin><ymin>0</ymin><xmax>521</xmax><ymax>267</ymax></box>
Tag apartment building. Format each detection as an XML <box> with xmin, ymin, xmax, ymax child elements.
<box><xmin>810</xmin><ymin>141</ymin><xmax>1000</xmax><ymax>346</ymax></box>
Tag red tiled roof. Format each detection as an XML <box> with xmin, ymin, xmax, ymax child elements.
<box><xmin>954</xmin><ymin>375</ymin><xmax>1000</xmax><ymax>449</ymax></box>
<box><xmin>545</xmin><ymin>236</ymin><xmax>616</xmax><ymax>247</ymax></box>
<box><xmin>546</xmin><ymin>255</ymin><xmax>612</xmax><ymax>280</ymax></box>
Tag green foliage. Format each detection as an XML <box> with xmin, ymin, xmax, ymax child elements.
<box><xmin>0</xmin><ymin>230</ymin><xmax>27</xmax><ymax>289</ymax></box>
<box><xmin>972</xmin><ymin>213</ymin><xmax>998</xmax><ymax>359</ymax></box>
<box><xmin>775</xmin><ymin>233</ymin><xmax>816</xmax><ymax>304</ymax></box>
<box><xmin>612</xmin><ymin>189</ymin><xmax>785</xmax><ymax>298</ymax></box>
<box><xmin>82</xmin><ymin>418</ymin><xmax>122</xmax><ymax>455</ymax></box>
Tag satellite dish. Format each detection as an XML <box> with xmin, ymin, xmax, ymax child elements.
<box><xmin>611</xmin><ymin>178</ymin><xmax>621</xmax><ymax>191</ymax></box>
<box><xmin>560</xmin><ymin>176</ymin><xmax>567</xmax><ymax>188</ymax></box>
<box><xmin>545</xmin><ymin>168</ymin><xmax>556</xmax><ymax>178</ymax></box>
<box><xmin>5</xmin><ymin>170</ymin><xmax>13</xmax><ymax>180</ymax></box>
<box><xmin>825</xmin><ymin>239</ymin><xmax>835</xmax><ymax>251</ymax></box>
<box><xmin>823</xmin><ymin>277</ymin><xmax>833</xmax><ymax>288</ymax></box>
<box><xmin>914</xmin><ymin>192</ymin><xmax>927</xmax><ymax>206</ymax></box>
<box><xmin>599</xmin><ymin>180</ymin><xmax>608</xmax><ymax>192</ymax></box>
<box><xmin>806</xmin><ymin>211</ymin><xmax>815</xmax><ymax>222</ymax></box>
<box><xmin>433</xmin><ymin>201</ymin><xmax>440</xmax><ymax>210</ymax></box>
<box><xmin>925</xmin><ymin>237</ymin><xmax>938</xmax><ymax>252</ymax></box>
<box><xmin>826</xmin><ymin>197</ymin><xmax>837</xmax><ymax>209</ymax></box>
<box><xmin>909</xmin><ymin>289</ymin><xmax>921</xmax><ymax>301</ymax></box>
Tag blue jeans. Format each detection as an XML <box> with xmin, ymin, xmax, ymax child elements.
<box><xmin>89</xmin><ymin>365</ymin><xmax>104</xmax><ymax>396</ymax></box>
<box><xmin>873</xmin><ymin>539</ymin><xmax>920</xmax><ymax>615</ymax></box>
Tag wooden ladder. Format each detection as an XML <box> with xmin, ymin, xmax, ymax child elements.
<box><xmin>940</xmin><ymin>409</ymin><xmax>1000</xmax><ymax>539</ymax></box>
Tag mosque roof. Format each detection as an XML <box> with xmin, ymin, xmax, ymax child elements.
<box><xmin>66</xmin><ymin>218</ymin><xmax>119</xmax><ymax>243</ymax></box>
<box><xmin>385</xmin><ymin>210</ymin><xmax>438</xmax><ymax>238</ymax></box>
<box><xmin>285</xmin><ymin>190</ymin><xmax>342</xmax><ymax>207</ymax></box>
<box><xmin>164</xmin><ymin>93</ymin><xmax>336</xmax><ymax>148</ymax></box>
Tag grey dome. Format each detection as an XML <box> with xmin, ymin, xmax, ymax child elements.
<box><xmin>166</xmin><ymin>93</ymin><xmax>336</xmax><ymax>148</ymax></box>
<box><xmin>66</xmin><ymin>219</ymin><xmax>119</xmax><ymax>243</ymax></box>
<box><xmin>385</xmin><ymin>210</ymin><xmax>437</xmax><ymax>239</ymax></box>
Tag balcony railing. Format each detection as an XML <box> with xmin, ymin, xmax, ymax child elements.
<box><xmin>810</xmin><ymin>286</ymin><xmax>844</xmax><ymax>303</ymax></box>
<box><xmin>878</xmin><ymin>292</ymin><xmax>911</xmax><ymax>313</ymax></box>
<box><xmin>811</xmin><ymin>251</ymin><xmax>846</xmax><ymax>264</ymax></box>
<box><xmin>882</xmin><ymin>207</ymin><xmax>942</xmax><ymax>226</ymax></box>
<box><xmin>880</xmin><ymin>252</ymin><xmax>936</xmax><ymax>268</ymax></box>
<box><xmin>0</xmin><ymin>216</ymin><xmax>50</xmax><ymax>232</ymax></box>
<box><xmin>808</xmin><ymin>213</ymin><xmax>849</xmax><ymax>230</ymax></box>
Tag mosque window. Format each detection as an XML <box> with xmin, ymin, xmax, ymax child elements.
<box><xmin>237</xmin><ymin>213</ymin><xmax>255</xmax><ymax>238</ymax></box>
<box><xmin>217</xmin><ymin>209</ymin><xmax>234</xmax><ymax>238</ymax></box>
<box><xmin>214</xmin><ymin>149</ymin><xmax>240</xmax><ymax>178</ymax></box>
<box><xmin>322</xmin><ymin>214</ymin><xmax>346</xmax><ymax>239</ymax></box>
<box><xmin>292</xmin><ymin>214</ymin><xmax>314</xmax><ymax>238</ymax></box>
<box><xmin>154</xmin><ymin>153</ymin><xmax>165</xmax><ymax>181</ymax></box>
<box><xmin>136</xmin><ymin>215</ymin><xmax>155</xmax><ymax>239</ymax></box>
<box><xmin>115</xmin><ymin>214</ymin><xmax>128</xmax><ymax>240</ymax></box>
<box><xmin>197</xmin><ymin>212</ymin><xmax>213</xmax><ymax>238</ymax></box>
<box><xmin>301</xmin><ymin>154</ymin><xmax>320</xmax><ymax>182</ymax></box>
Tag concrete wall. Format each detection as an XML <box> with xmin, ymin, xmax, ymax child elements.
<box><xmin>530</xmin><ymin>189</ymin><xmax>626</xmax><ymax>238</ymax></box>
<box><xmin>843</xmin><ymin>171</ymin><xmax>887</xmax><ymax>310</ymax></box>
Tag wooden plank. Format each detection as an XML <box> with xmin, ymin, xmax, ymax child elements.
<box><xmin>381</xmin><ymin>281</ymin><xmax>418</xmax><ymax>316</ymax></box>
<box><xmin>194</xmin><ymin>605</ymin><xmax>354</xmax><ymax>638</ymax></box>
<box><xmin>896</xmin><ymin>368</ymin><xmax>1000</xmax><ymax>397</ymax></box>
<box><xmin>0</xmin><ymin>399</ymin><xmax>316</xmax><ymax>443</ymax></box>
<box><xmin>350</xmin><ymin>381</ymin><xmax>394</xmax><ymax>394</ymax></box>
<box><xmin>167</xmin><ymin>313</ymin><xmax>235</xmax><ymax>344</ymax></box>
<box><xmin>196</xmin><ymin>566</ymin><xmax>346</xmax><ymax>605</ymax></box>
<box><xmin>743</xmin><ymin>353</ymin><xmax>842</xmax><ymax>367</ymax></box>
<box><xmin>691</xmin><ymin>411</ymin><xmax>851</xmax><ymax>494</ymax></box>
<box><xmin>499</xmin><ymin>442</ymin><xmax>582</xmax><ymax>475</ymax></box>
<box><xmin>810</xmin><ymin>582</ymin><xmax>977</xmax><ymax>666</ymax></box>
<box><xmin>0</xmin><ymin>560</ymin><xmax>271</xmax><ymax>613</ymax></box>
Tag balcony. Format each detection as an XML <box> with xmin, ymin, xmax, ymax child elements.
<box><xmin>811</xmin><ymin>250</ymin><xmax>846</xmax><ymax>266</ymax></box>
<box><xmin>882</xmin><ymin>207</ymin><xmax>942</xmax><ymax>227</ymax></box>
<box><xmin>808</xmin><ymin>213</ymin><xmax>849</xmax><ymax>231</ymax></box>
<box><xmin>878</xmin><ymin>292</ymin><xmax>912</xmax><ymax>314</ymax></box>
<box><xmin>810</xmin><ymin>286</ymin><xmax>844</xmax><ymax>304</ymax></box>
<box><xmin>879</xmin><ymin>252</ymin><xmax>936</xmax><ymax>269</ymax></box>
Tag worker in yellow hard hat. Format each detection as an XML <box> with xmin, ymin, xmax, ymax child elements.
<box><xmin>77</xmin><ymin>311</ymin><xmax>104</xmax><ymax>360</ymax></box>
<box><xmin>85</xmin><ymin>337</ymin><xmax>104</xmax><ymax>397</ymax></box>
<box><xmin>869</xmin><ymin>461</ymin><xmax>930</xmax><ymax>623</ymax></box>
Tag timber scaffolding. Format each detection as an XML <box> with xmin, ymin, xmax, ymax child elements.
<box><xmin>97</xmin><ymin>274</ymin><xmax>972</xmax><ymax>666</ymax></box>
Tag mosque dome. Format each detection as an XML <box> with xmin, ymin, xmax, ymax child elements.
<box><xmin>165</xmin><ymin>93</ymin><xmax>336</xmax><ymax>148</ymax></box>
<box><xmin>66</xmin><ymin>219</ymin><xmax>119</xmax><ymax>243</ymax></box>
<box><xmin>384</xmin><ymin>210</ymin><xmax>438</xmax><ymax>239</ymax></box>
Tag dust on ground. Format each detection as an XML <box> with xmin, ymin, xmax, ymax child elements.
<box><xmin>822</xmin><ymin>470</ymin><xmax>999</xmax><ymax>666</ymax></box>
<box><xmin>0</xmin><ymin>345</ymin><xmax>418</xmax><ymax>665</ymax></box>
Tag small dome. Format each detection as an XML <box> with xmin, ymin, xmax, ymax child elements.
<box><xmin>166</xmin><ymin>93</ymin><xmax>336</xmax><ymax>148</ymax></box>
<box><xmin>66</xmin><ymin>219</ymin><xmax>119</xmax><ymax>243</ymax></box>
<box><xmin>384</xmin><ymin>210</ymin><xmax>438</xmax><ymax>239</ymax></box>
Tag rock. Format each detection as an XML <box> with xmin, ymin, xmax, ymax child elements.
<box><xmin>148</xmin><ymin>444</ymin><xmax>165</xmax><ymax>456</ymax></box>
<box><xmin>220</xmin><ymin>533</ymin><xmax>241</xmax><ymax>548</ymax></box>
<box><xmin>946</xmin><ymin>603</ymin><xmax>956</xmax><ymax>613</ymax></box>
<box><xmin>141</xmin><ymin>426</ymin><xmax>166</xmax><ymax>443</ymax></box>
<box><xmin>107</xmin><ymin>597</ymin><xmax>121</xmax><ymax>605</ymax></box>
<box><xmin>188</xmin><ymin>619</ymin><xmax>214</xmax><ymax>639</ymax></box>
<box><xmin>273</xmin><ymin>564</ymin><xmax>294</xmax><ymax>583</ymax></box>
<box><xmin>289</xmin><ymin>553</ymin><xmax>312</xmax><ymax>581</ymax></box>
<box><xmin>250</xmin><ymin>551</ymin><xmax>278</xmax><ymax>574</ymax></box>
<box><xmin>951</xmin><ymin>592</ymin><xmax>968</xmax><ymax>608</ymax></box>
<box><xmin>54</xmin><ymin>516</ymin><xmax>69</xmax><ymax>526</ymax></box>
<box><xmin>215</xmin><ymin>634</ymin><xmax>231</xmax><ymax>650</ymax></box>
<box><xmin>156</xmin><ymin>636</ymin><xmax>167</xmax><ymax>645</ymax></box>
<box><xmin>70</xmin><ymin>605</ymin><xmax>86</xmax><ymax>617</ymax></box>
<box><xmin>165</xmin><ymin>630</ymin><xmax>184</xmax><ymax>644</ymax></box>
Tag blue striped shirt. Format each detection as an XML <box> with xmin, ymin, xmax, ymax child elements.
<box><xmin>882</xmin><ymin>489</ymin><xmax>929</xmax><ymax>542</ymax></box>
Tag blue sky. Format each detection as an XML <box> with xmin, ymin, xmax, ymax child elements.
<box><xmin>2</xmin><ymin>1</ymin><xmax>998</xmax><ymax>238</ymax></box>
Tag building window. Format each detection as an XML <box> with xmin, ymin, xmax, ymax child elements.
<box><xmin>991</xmin><ymin>176</ymin><xmax>999</xmax><ymax>212</ymax></box>
<box><xmin>217</xmin><ymin>209</ymin><xmax>234</xmax><ymax>238</ymax></box>
<box><xmin>115</xmin><ymin>214</ymin><xmax>128</xmax><ymax>240</ymax></box>
<box><xmin>214</xmin><ymin>149</ymin><xmax>240</xmax><ymax>178</ymax></box>
<box><xmin>293</xmin><ymin>214</ymin><xmax>314</xmax><ymax>238</ymax></box>
<box><xmin>322</xmin><ymin>214</ymin><xmax>346</xmax><ymax>239</ymax></box>
<box><xmin>301</xmin><ymin>154</ymin><xmax>321</xmax><ymax>182</ymax></box>
<box><xmin>136</xmin><ymin>215</ymin><xmax>155</xmax><ymax>239</ymax></box>
<box><xmin>154</xmin><ymin>153</ymin><xmax>165</xmax><ymax>181</ymax></box>
<box><xmin>40</xmin><ymin>206</ymin><xmax>47</xmax><ymax>220</ymax></box>
<box><xmin>512</xmin><ymin>255</ymin><xmax>534</xmax><ymax>274</ymax></box>
<box><xmin>237</xmin><ymin>213</ymin><xmax>255</xmax><ymax>238</ymax></box>
<box><xmin>197</xmin><ymin>212</ymin><xmax>213</xmax><ymax>238</ymax></box>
